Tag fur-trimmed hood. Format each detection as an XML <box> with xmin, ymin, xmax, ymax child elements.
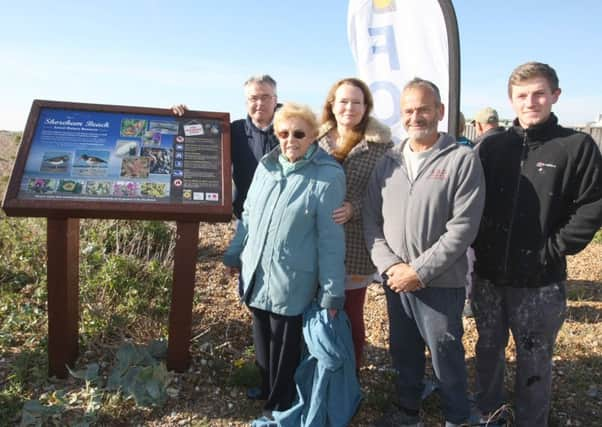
<box><xmin>318</xmin><ymin>116</ymin><xmax>391</xmax><ymax>145</ymax></box>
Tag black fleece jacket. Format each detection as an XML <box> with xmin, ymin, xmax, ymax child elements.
<box><xmin>230</xmin><ymin>116</ymin><xmax>278</xmax><ymax>219</ymax></box>
<box><xmin>474</xmin><ymin>113</ymin><xmax>602</xmax><ymax>287</ymax></box>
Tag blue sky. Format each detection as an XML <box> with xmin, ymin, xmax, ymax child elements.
<box><xmin>1</xmin><ymin>0</ymin><xmax>601</xmax><ymax>131</ymax></box>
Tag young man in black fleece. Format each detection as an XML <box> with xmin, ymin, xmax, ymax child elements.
<box><xmin>472</xmin><ymin>62</ymin><xmax>602</xmax><ymax>427</ymax></box>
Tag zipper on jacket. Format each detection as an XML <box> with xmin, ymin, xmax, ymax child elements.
<box><xmin>399</xmin><ymin>158</ymin><xmax>413</xmax><ymax>263</ymax></box>
<box><xmin>399</xmin><ymin>141</ymin><xmax>454</xmax><ymax>265</ymax></box>
<box><xmin>503</xmin><ymin>133</ymin><xmax>528</xmax><ymax>274</ymax></box>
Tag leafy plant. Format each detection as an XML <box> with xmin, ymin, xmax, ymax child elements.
<box><xmin>6</xmin><ymin>346</ymin><xmax>48</xmax><ymax>394</ymax></box>
<box><xmin>17</xmin><ymin>340</ymin><xmax>171</xmax><ymax>425</ymax></box>
<box><xmin>105</xmin><ymin>340</ymin><xmax>171</xmax><ymax>407</ymax></box>
<box><xmin>0</xmin><ymin>217</ymin><xmax>47</xmax><ymax>290</ymax></box>
<box><xmin>0</xmin><ymin>389</ymin><xmax>25</xmax><ymax>426</ymax></box>
<box><xmin>593</xmin><ymin>228</ymin><xmax>602</xmax><ymax>244</ymax></box>
<box><xmin>19</xmin><ymin>399</ymin><xmax>64</xmax><ymax>427</ymax></box>
<box><xmin>228</xmin><ymin>345</ymin><xmax>261</xmax><ymax>387</ymax></box>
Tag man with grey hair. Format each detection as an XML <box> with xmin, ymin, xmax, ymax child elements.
<box><xmin>229</xmin><ymin>75</ymin><xmax>279</xmax><ymax>218</ymax></box>
<box><xmin>173</xmin><ymin>74</ymin><xmax>279</xmax><ymax>218</ymax></box>
<box><xmin>471</xmin><ymin>107</ymin><xmax>505</xmax><ymax>145</ymax></box>
<box><xmin>364</xmin><ymin>77</ymin><xmax>485</xmax><ymax>427</ymax></box>
<box><xmin>473</xmin><ymin>62</ymin><xmax>602</xmax><ymax>426</ymax></box>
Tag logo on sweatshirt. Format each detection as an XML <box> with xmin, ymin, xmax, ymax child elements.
<box><xmin>535</xmin><ymin>162</ymin><xmax>558</xmax><ymax>173</ymax></box>
<box><xmin>429</xmin><ymin>169</ymin><xmax>448</xmax><ymax>180</ymax></box>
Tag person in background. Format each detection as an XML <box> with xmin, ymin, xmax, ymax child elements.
<box><xmin>318</xmin><ymin>77</ymin><xmax>393</xmax><ymax>369</ymax></box>
<box><xmin>455</xmin><ymin>112</ymin><xmax>476</xmax><ymax>318</ymax></box>
<box><xmin>471</xmin><ymin>106</ymin><xmax>505</xmax><ymax>146</ymax></box>
<box><xmin>223</xmin><ymin>102</ymin><xmax>346</xmax><ymax>419</ymax></box>
<box><xmin>172</xmin><ymin>74</ymin><xmax>279</xmax><ymax>219</ymax></box>
<box><xmin>455</xmin><ymin>112</ymin><xmax>474</xmax><ymax>147</ymax></box>
<box><xmin>472</xmin><ymin>62</ymin><xmax>602</xmax><ymax>426</ymax></box>
<box><xmin>363</xmin><ymin>78</ymin><xmax>485</xmax><ymax>427</ymax></box>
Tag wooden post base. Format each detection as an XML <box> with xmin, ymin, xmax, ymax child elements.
<box><xmin>167</xmin><ymin>221</ymin><xmax>200</xmax><ymax>371</ymax></box>
<box><xmin>46</xmin><ymin>218</ymin><xmax>80</xmax><ymax>378</ymax></box>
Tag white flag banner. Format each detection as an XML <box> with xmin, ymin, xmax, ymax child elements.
<box><xmin>347</xmin><ymin>0</ymin><xmax>460</xmax><ymax>141</ymax></box>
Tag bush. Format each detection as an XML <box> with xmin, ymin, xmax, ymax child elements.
<box><xmin>0</xmin><ymin>217</ymin><xmax>47</xmax><ymax>290</ymax></box>
<box><xmin>80</xmin><ymin>219</ymin><xmax>175</xmax><ymax>265</ymax></box>
<box><xmin>78</xmin><ymin>220</ymin><xmax>176</xmax><ymax>339</ymax></box>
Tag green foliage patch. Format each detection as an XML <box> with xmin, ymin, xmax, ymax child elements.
<box><xmin>0</xmin><ymin>215</ymin><xmax>178</xmax><ymax>425</ymax></box>
<box><xmin>17</xmin><ymin>341</ymin><xmax>171</xmax><ymax>426</ymax></box>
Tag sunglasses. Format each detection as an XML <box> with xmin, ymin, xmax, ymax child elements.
<box><xmin>277</xmin><ymin>130</ymin><xmax>306</xmax><ymax>140</ymax></box>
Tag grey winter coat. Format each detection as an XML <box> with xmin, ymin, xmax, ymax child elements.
<box><xmin>362</xmin><ymin>134</ymin><xmax>485</xmax><ymax>288</ymax></box>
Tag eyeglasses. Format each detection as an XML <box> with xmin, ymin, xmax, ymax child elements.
<box><xmin>247</xmin><ymin>94</ymin><xmax>274</xmax><ymax>104</ymax></box>
<box><xmin>277</xmin><ymin>130</ymin><xmax>306</xmax><ymax>140</ymax></box>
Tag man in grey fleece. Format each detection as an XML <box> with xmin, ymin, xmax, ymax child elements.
<box><xmin>363</xmin><ymin>78</ymin><xmax>485</xmax><ymax>427</ymax></box>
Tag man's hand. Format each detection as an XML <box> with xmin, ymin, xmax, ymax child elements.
<box><xmin>385</xmin><ymin>263</ymin><xmax>422</xmax><ymax>293</ymax></box>
<box><xmin>332</xmin><ymin>201</ymin><xmax>353</xmax><ymax>224</ymax></box>
<box><xmin>171</xmin><ymin>104</ymin><xmax>188</xmax><ymax>116</ymax></box>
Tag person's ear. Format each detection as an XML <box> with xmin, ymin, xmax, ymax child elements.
<box><xmin>551</xmin><ymin>88</ymin><xmax>561</xmax><ymax>104</ymax></box>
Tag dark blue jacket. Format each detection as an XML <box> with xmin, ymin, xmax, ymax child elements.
<box><xmin>231</xmin><ymin>115</ymin><xmax>279</xmax><ymax>218</ymax></box>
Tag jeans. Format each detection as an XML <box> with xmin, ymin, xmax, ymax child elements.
<box><xmin>472</xmin><ymin>277</ymin><xmax>566</xmax><ymax>427</ymax></box>
<box><xmin>384</xmin><ymin>285</ymin><xmax>469</xmax><ymax>424</ymax></box>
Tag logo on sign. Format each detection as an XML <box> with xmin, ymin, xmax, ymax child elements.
<box><xmin>373</xmin><ymin>0</ymin><xmax>395</xmax><ymax>12</ymax></box>
<box><xmin>183</xmin><ymin>124</ymin><xmax>205</xmax><ymax>136</ymax></box>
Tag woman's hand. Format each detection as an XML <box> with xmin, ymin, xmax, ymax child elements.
<box><xmin>332</xmin><ymin>201</ymin><xmax>353</xmax><ymax>224</ymax></box>
<box><xmin>171</xmin><ymin>104</ymin><xmax>188</xmax><ymax>116</ymax></box>
<box><xmin>224</xmin><ymin>266</ymin><xmax>240</xmax><ymax>276</ymax></box>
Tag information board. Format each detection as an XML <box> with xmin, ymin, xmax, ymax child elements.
<box><xmin>2</xmin><ymin>100</ymin><xmax>232</xmax><ymax>221</ymax></box>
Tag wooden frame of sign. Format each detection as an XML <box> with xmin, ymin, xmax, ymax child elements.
<box><xmin>2</xmin><ymin>100</ymin><xmax>232</xmax><ymax>377</ymax></box>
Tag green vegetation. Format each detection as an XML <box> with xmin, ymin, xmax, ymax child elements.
<box><xmin>0</xmin><ymin>131</ymin><xmax>181</xmax><ymax>425</ymax></box>
<box><xmin>0</xmin><ymin>215</ymin><xmax>177</xmax><ymax>425</ymax></box>
<box><xmin>228</xmin><ymin>346</ymin><xmax>261</xmax><ymax>388</ymax></box>
<box><xmin>78</xmin><ymin>219</ymin><xmax>175</xmax><ymax>341</ymax></box>
<box><xmin>16</xmin><ymin>340</ymin><xmax>172</xmax><ymax>426</ymax></box>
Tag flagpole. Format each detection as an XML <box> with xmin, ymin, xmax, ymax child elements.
<box><xmin>439</xmin><ymin>0</ymin><xmax>461</xmax><ymax>138</ymax></box>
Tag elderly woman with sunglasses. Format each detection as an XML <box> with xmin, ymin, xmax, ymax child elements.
<box><xmin>318</xmin><ymin>78</ymin><xmax>393</xmax><ymax>370</ymax></box>
<box><xmin>223</xmin><ymin>102</ymin><xmax>346</xmax><ymax>417</ymax></box>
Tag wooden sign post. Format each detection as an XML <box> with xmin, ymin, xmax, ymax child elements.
<box><xmin>46</xmin><ymin>218</ymin><xmax>80</xmax><ymax>377</ymax></box>
<box><xmin>2</xmin><ymin>100</ymin><xmax>232</xmax><ymax>377</ymax></box>
<box><xmin>167</xmin><ymin>221</ymin><xmax>201</xmax><ymax>371</ymax></box>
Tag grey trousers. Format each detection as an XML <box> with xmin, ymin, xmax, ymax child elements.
<box><xmin>472</xmin><ymin>277</ymin><xmax>566</xmax><ymax>427</ymax></box>
<box><xmin>384</xmin><ymin>285</ymin><xmax>469</xmax><ymax>424</ymax></box>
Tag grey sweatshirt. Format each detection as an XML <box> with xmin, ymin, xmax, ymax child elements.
<box><xmin>362</xmin><ymin>133</ymin><xmax>485</xmax><ymax>288</ymax></box>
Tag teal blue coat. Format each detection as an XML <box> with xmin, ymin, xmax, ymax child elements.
<box><xmin>252</xmin><ymin>304</ymin><xmax>362</xmax><ymax>427</ymax></box>
<box><xmin>223</xmin><ymin>144</ymin><xmax>346</xmax><ymax>316</ymax></box>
